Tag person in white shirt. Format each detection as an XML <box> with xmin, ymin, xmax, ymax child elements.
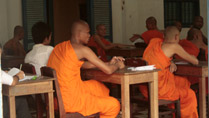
<box><xmin>25</xmin><ymin>21</ymin><xmax>54</xmax><ymax>76</ymax></box>
<box><xmin>24</xmin><ymin>21</ymin><xmax>53</xmax><ymax>117</ymax></box>
<box><xmin>0</xmin><ymin>44</ymin><xmax>32</xmax><ymax>118</ymax></box>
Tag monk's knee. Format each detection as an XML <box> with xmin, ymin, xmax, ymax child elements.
<box><xmin>110</xmin><ymin>97</ymin><xmax>120</xmax><ymax>113</ymax></box>
<box><xmin>189</xmin><ymin>89</ymin><xmax>197</xmax><ymax>103</ymax></box>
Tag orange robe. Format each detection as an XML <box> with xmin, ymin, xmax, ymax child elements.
<box><xmin>88</xmin><ymin>36</ymin><xmax>111</xmax><ymax>62</ymax></box>
<box><xmin>176</xmin><ymin>39</ymin><xmax>208</xmax><ymax>93</ymax></box>
<box><xmin>141</xmin><ymin>30</ymin><xmax>164</xmax><ymax>44</ymax></box>
<box><xmin>175</xmin><ymin>39</ymin><xmax>200</xmax><ymax>60</ymax></box>
<box><xmin>140</xmin><ymin>38</ymin><xmax>198</xmax><ymax>118</ymax></box>
<box><xmin>47</xmin><ymin>40</ymin><xmax>120</xmax><ymax>118</ymax></box>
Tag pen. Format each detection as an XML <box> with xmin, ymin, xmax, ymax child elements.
<box><xmin>20</xmin><ymin>64</ymin><xmax>22</xmax><ymax>70</ymax></box>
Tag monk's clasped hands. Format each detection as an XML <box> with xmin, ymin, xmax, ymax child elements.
<box><xmin>110</xmin><ymin>56</ymin><xmax>125</xmax><ymax>69</ymax></box>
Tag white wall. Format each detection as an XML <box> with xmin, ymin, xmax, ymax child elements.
<box><xmin>112</xmin><ymin>0</ymin><xmax>164</xmax><ymax>44</ymax></box>
<box><xmin>112</xmin><ymin>0</ymin><xmax>208</xmax><ymax>43</ymax></box>
<box><xmin>0</xmin><ymin>0</ymin><xmax>22</xmax><ymax>46</ymax></box>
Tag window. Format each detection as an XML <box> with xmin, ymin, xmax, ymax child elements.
<box><xmin>87</xmin><ymin>0</ymin><xmax>112</xmax><ymax>42</ymax></box>
<box><xmin>164</xmin><ymin>0</ymin><xmax>200</xmax><ymax>27</ymax></box>
<box><xmin>22</xmin><ymin>0</ymin><xmax>47</xmax><ymax>51</ymax></box>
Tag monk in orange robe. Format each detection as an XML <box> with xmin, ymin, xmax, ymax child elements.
<box><xmin>175</xmin><ymin>28</ymin><xmax>207</xmax><ymax>60</ymax></box>
<box><xmin>48</xmin><ymin>20</ymin><xmax>125</xmax><ymax>118</ymax></box>
<box><xmin>175</xmin><ymin>29</ymin><xmax>208</xmax><ymax>94</ymax></box>
<box><xmin>129</xmin><ymin>16</ymin><xmax>164</xmax><ymax>44</ymax></box>
<box><xmin>88</xmin><ymin>24</ymin><xmax>128</xmax><ymax>62</ymax></box>
<box><xmin>140</xmin><ymin>26</ymin><xmax>199</xmax><ymax>118</ymax></box>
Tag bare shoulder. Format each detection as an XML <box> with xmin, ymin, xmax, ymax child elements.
<box><xmin>162</xmin><ymin>43</ymin><xmax>182</xmax><ymax>57</ymax></box>
<box><xmin>73</xmin><ymin>44</ymin><xmax>91</xmax><ymax>52</ymax></box>
<box><xmin>3</xmin><ymin>39</ymin><xmax>13</xmax><ymax>48</ymax></box>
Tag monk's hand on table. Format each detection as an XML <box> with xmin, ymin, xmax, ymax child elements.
<box><xmin>116</xmin><ymin>61</ymin><xmax>125</xmax><ymax>69</ymax></box>
<box><xmin>110</xmin><ymin>56</ymin><xmax>125</xmax><ymax>65</ymax></box>
<box><xmin>169</xmin><ymin>62</ymin><xmax>177</xmax><ymax>73</ymax></box>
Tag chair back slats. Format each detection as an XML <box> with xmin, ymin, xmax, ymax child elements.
<box><xmin>21</xmin><ymin>63</ymin><xmax>36</xmax><ymax>74</ymax></box>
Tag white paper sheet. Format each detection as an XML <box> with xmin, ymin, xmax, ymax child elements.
<box><xmin>174</xmin><ymin>61</ymin><xmax>189</xmax><ymax>65</ymax></box>
<box><xmin>128</xmin><ymin>65</ymin><xmax>156</xmax><ymax>71</ymax></box>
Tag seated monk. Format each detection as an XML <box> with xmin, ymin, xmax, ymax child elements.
<box><xmin>139</xmin><ymin>26</ymin><xmax>199</xmax><ymax>118</ymax></box>
<box><xmin>129</xmin><ymin>16</ymin><xmax>164</xmax><ymax>44</ymax></box>
<box><xmin>175</xmin><ymin>28</ymin><xmax>208</xmax><ymax>93</ymax></box>
<box><xmin>190</xmin><ymin>16</ymin><xmax>207</xmax><ymax>45</ymax></box>
<box><xmin>175</xmin><ymin>28</ymin><xmax>207</xmax><ymax>61</ymax></box>
<box><xmin>47</xmin><ymin>20</ymin><xmax>125</xmax><ymax>118</ymax></box>
<box><xmin>3</xmin><ymin>26</ymin><xmax>26</xmax><ymax>56</ymax></box>
<box><xmin>88</xmin><ymin>24</ymin><xmax>130</xmax><ymax>62</ymax></box>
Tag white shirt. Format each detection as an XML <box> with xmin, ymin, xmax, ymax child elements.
<box><xmin>25</xmin><ymin>44</ymin><xmax>54</xmax><ymax>76</ymax></box>
<box><xmin>1</xmin><ymin>70</ymin><xmax>13</xmax><ymax>85</ymax></box>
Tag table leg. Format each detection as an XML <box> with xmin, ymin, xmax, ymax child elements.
<box><xmin>199</xmin><ymin>76</ymin><xmax>206</xmax><ymax>118</ymax></box>
<box><xmin>48</xmin><ymin>92</ymin><xmax>54</xmax><ymax>118</ymax></box>
<box><xmin>149</xmin><ymin>72</ymin><xmax>158</xmax><ymax>118</ymax></box>
<box><xmin>121</xmin><ymin>76</ymin><xmax>130</xmax><ymax>118</ymax></box>
<box><xmin>9</xmin><ymin>96</ymin><xmax>16</xmax><ymax>118</ymax></box>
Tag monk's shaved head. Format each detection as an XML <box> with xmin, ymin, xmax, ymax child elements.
<box><xmin>146</xmin><ymin>16</ymin><xmax>157</xmax><ymax>25</ymax></box>
<box><xmin>164</xmin><ymin>26</ymin><xmax>179</xmax><ymax>40</ymax></box>
<box><xmin>146</xmin><ymin>16</ymin><xmax>157</xmax><ymax>30</ymax></box>
<box><xmin>14</xmin><ymin>26</ymin><xmax>24</xmax><ymax>37</ymax></box>
<box><xmin>187</xmin><ymin>28</ymin><xmax>202</xmax><ymax>41</ymax></box>
<box><xmin>194</xmin><ymin>16</ymin><xmax>203</xmax><ymax>22</ymax></box>
<box><xmin>193</xmin><ymin>16</ymin><xmax>203</xmax><ymax>29</ymax></box>
<box><xmin>71</xmin><ymin>20</ymin><xmax>89</xmax><ymax>35</ymax></box>
<box><xmin>96</xmin><ymin>24</ymin><xmax>105</xmax><ymax>30</ymax></box>
<box><xmin>173</xmin><ymin>21</ymin><xmax>182</xmax><ymax>32</ymax></box>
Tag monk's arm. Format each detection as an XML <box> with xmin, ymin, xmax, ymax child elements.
<box><xmin>174</xmin><ymin>44</ymin><xmax>198</xmax><ymax>65</ymax></box>
<box><xmin>94</xmin><ymin>35</ymin><xmax>116</xmax><ymax>50</ymax></box>
<box><xmin>81</xmin><ymin>46</ymin><xmax>122</xmax><ymax>74</ymax></box>
<box><xmin>129</xmin><ymin>34</ymin><xmax>142</xmax><ymax>42</ymax></box>
<box><xmin>82</xmin><ymin>61</ymin><xmax>97</xmax><ymax>69</ymax></box>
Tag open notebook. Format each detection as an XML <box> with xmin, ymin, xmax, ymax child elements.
<box><xmin>8</xmin><ymin>68</ymin><xmax>36</xmax><ymax>82</ymax></box>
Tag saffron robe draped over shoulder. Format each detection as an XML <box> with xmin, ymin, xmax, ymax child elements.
<box><xmin>141</xmin><ymin>30</ymin><xmax>164</xmax><ymax>44</ymax></box>
<box><xmin>47</xmin><ymin>40</ymin><xmax>120</xmax><ymax>118</ymax></box>
<box><xmin>175</xmin><ymin>39</ymin><xmax>199</xmax><ymax>60</ymax></box>
<box><xmin>140</xmin><ymin>38</ymin><xmax>198</xmax><ymax>118</ymax></box>
<box><xmin>88</xmin><ymin>36</ymin><xmax>111</xmax><ymax>62</ymax></box>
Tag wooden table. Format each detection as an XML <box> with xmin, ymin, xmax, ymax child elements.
<box><xmin>174</xmin><ymin>61</ymin><xmax>208</xmax><ymax>118</ymax></box>
<box><xmin>82</xmin><ymin>67</ymin><xmax>159</xmax><ymax>118</ymax></box>
<box><xmin>2</xmin><ymin>76</ymin><xmax>55</xmax><ymax>118</ymax></box>
<box><xmin>105</xmin><ymin>47</ymin><xmax>145</xmax><ymax>57</ymax></box>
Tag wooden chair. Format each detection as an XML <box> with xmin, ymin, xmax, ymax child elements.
<box><xmin>1</xmin><ymin>56</ymin><xmax>24</xmax><ymax>70</ymax></box>
<box><xmin>21</xmin><ymin>63</ymin><xmax>45</xmax><ymax>118</ymax></box>
<box><xmin>41</xmin><ymin>66</ymin><xmax>100</xmax><ymax>118</ymax></box>
<box><xmin>125</xmin><ymin>58</ymin><xmax>181</xmax><ymax>118</ymax></box>
<box><xmin>21</xmin><ymin>63</ymin><xmax>36</xmax><ymax>74</ymax></box>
